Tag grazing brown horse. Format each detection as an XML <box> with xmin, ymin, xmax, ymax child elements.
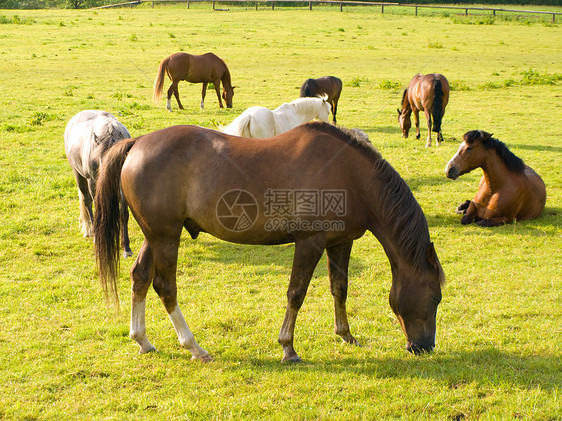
<box><xmin>300</xmin><ymin>76</ymin><xmax>343</xmax><ymax>123</ymax></box>
<box><xmin>398</xmin><ymin>73</ymin><xmax>449</xmax><ymax>147</ymax></box>
<box><xmin>446</xmin><ymin>130</ymin><xmax>546</xmax><ymax>226</ymax></box>
<box><xmin>153</xmin><ymin>52</ymin><xmax>234</xmax><ymax>111</ymax></box>
<box><xmin>94</xmin><ymin>122</ymin><xmax>444</xmax><ymax>362</ymax></box>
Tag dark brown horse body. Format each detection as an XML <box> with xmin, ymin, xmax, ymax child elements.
<box><xmin>153</xmin><ymin>52</ymin><xmax>234</xmax><ymax>111</ymax></box>
<box><xmin>94</xmin><ymin>122</ymin><xmax>444</xmax><ymax>362</ymax></box>
<box><xmin>446</xmin><ymin>130</ymin><xmax>546</xmax><ymax>226</ymax></box>
<box><xmin>398</xmin><ymin>73</ymin><xmax>449</xmax><ymax>147</ymax></box>
<box><xmin>300</xmin><ymin>76</ymin><xmax>342</xmax><ymax>123</ymax></box>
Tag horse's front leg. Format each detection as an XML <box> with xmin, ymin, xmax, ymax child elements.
<box><xmin>413</xmin><ymin>109</ymin><xmax>421</xmax><ymax>140</ymax></box>
<box><xmin>200</xmin><ymin>82</ymin><xmax>207</xmax><ymax>109</ymax></box>
<box><xmin>460</xmin><ymin>201</ymin><xmax>479</xmax><ymax>225</ymax></box>
<box><xmin>279</xmin><ymin>236</ymin><xmax>325</xmax><ymax>362</ymax></box>
<box><xmin>212</xmin><ymin>79</ymin><xmax>224</xmax><ymax>108</ymax></box>
<box><xmin>424</xmin><ymin>109</ymin><xmax>432</xmax><ymax>147</ymax></box>
<box><xmin>326</xmin><ymin>241</ymin><xmax>359</xmax><ymax>346</ymax></box>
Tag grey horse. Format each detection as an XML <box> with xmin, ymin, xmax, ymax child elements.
<box><xmin>64</xmin><ymin>110</ymin><xmax>133</xmax><ymax>257</ymax></box>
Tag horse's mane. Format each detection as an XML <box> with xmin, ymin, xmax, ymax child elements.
<box><xmin>464</xmin><ymin>130</ymin><xmax>525</xmax><ymax>174</ymax></box>
<box><xmin>308</xmin><ymin>122</ymin><xmax>434</xmax><ymax>274</ymax></box>
<box><xmin>400</xmin><ymin>88</ymin><xmax>408</xmax><ymax>109</ymax></box>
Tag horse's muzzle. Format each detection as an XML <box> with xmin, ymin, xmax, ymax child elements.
<box><xmin>406</xmin><ymin>341</ymin><xmax>434</xmax><ymax>355</ymax></box>
<box><xmin>445</xmin><ymin>165</ymin><xmax>459</xmax><ymax>180</ymax></box>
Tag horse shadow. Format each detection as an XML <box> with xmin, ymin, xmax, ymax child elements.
<box><xmin>157</xmin><ymin>347</ymin><xmax>559</xmax><ymax>392</ymax></box>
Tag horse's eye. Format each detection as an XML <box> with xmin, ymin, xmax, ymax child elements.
<box><xmin>466</xmin><ymin>147</ymin><xmax>472</xmax><ymax>152</ymax></box>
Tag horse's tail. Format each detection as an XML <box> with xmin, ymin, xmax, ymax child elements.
<box><xmin>432</xmin><ymin>79</ymin><xmax>444</xmax><ymax>132</ymax></box>
<box><xmin>153</xmin><ymin>56</ymin><xmax>170</xmax><ymax>103</ymax></box>
<box><xmin>300</xmin><ymin>78</ymin><xmax>317</xmax><ymax>98</ymax></box>
<box><xmin>222</xmin><ymin>112</ymin><xmax>252</xmax><ymax>137</ymax></box>
<box><xmin>93</xmin><ymin>137</ymin><xmax>137</xmax><ymax>306</ymax></box>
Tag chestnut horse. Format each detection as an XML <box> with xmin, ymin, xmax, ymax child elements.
<box><xmin>64</xmin><ymin>110</ymin><xmax>132</xmax><ymax>257</ymax></box>
<box><xmin>398</xmin><ymin>73</ymin><xmax>449</xmax><ymax>147</ymax></box>
<box><xmin>94</xmin><ymin>122</ymin><xmax>444</xmax><ymax>362</ymax></box>
<box><xmin>300</xmin><ymin>76</ymin><xmax>343</xmax><ymax>123</ymax></box>
<box><xmin>445</xmin><ymin>130</ymin><xmax>546</xmax><ymax>226</ymax></box>
<box><xmin>153</xmin><ymin>52</ymin><xmax>234</xmax><ymax>111</ymax></box>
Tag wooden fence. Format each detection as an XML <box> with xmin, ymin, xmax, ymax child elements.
<box><xmin>91</xmin><ymin>0</ymin><xmax>561</xmax><ymax>22</ymax></box>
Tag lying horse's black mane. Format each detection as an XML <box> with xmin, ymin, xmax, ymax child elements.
<box><xmin>464</xmin><ymin>130</ymin><xmax>525</xmax><ymax>174</ymax></box>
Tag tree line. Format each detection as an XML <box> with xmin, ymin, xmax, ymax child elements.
<box><xmin>0</xmin><ymin>0</ymin><xmax>559</xmax><ymax>9</ymax></box>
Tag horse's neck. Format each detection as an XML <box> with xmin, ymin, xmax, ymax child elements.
<box><xmin>481</xmin><ymin>153</ymin><xmax>508</xmax><ymax>191</ymax></box>
<box><xmin>294</xmin><ymin>99</ymin><xmax>320</xmax><ymax>121</ymax></box>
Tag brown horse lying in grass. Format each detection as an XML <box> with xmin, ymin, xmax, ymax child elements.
<box><xmin>398</xmin><ymin>73</ymin><xmax>449</xmax><ymax>147</ymax></box>
<box><xmin>153</xmin><ymin>52</ymin><xmax>234</xmax><ymax>111</ymax></box>
<box><xmin>94</xmin><ymin>122</ymin><xmax>444</xmax><ymax>362</ymax></box>
<box><xmin>300</xmin><ymin>76</ymin><xmax>342</xmax><ymax>123</ymax></box>
<box><xmin>446</xmin><ymin>130</ymin><xmax>546</xmax><ymax>226</ymax></box>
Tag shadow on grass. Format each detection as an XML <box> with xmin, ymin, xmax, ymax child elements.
<box><xmin>229</xmin><ymin>348</ymin><xmax>561</xmax><ymax>391</ymax></box>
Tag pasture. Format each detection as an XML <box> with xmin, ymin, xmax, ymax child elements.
<box><xmin>0</xmin><ymin>5</ymin><xmax>561</xmax><ymax>419</ymax></box>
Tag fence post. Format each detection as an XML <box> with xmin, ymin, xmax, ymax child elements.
<box><xmin>152</xmin><ymin>1</ymin><xmax>154</xmax><ymax>7</ymax></box>
<box><xmin>415</xmin><ymin>6</ymin><xmax>418</xmax><ymax>16</ymax></box>
<box><xmin>272</xmin><ymin>1</ymin><xmax>274</xmax><ymax>10</ymax></box>
<box><xmin>309</xmin><ymin>1</ymin><xmax>312</xmax><ymax>10</ymax></box>
<box><xmin>381</xmin><ymin>4</ymin><xmax>384</xmax><ymax>14</ymax></box>
<box><xmin>340</xmin><ymin>1</ymin><xmax>342</xmax><ymax>12</ymax></box>
<box><xmin>465</xmin><ymin>8</ymin><xmax>468</xmax><ymax>16</ymax></box>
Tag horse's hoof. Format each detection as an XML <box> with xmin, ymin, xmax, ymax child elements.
<box><xmin>281</xmin><ymin>355</ymin><xmax>303</xmax><ymax>363</ymax></box>
<box><xmin>192</xmin><ymin>353</ymin><xmax>213</xmax><ymax>363</ymax></box>
<box><xmin>139</xmin><ymin>345</ymin><xmax>157</xmax><ymax>354</ymax></box>
<box><xmin>123</xmin><ymin>250</ymin><xmax>133</xmax><ymax>258</ymax></box>
<box><xmin>425</xmin><ymin>142</ymin><xmax>431</xmax><ymax>147</ymax></box>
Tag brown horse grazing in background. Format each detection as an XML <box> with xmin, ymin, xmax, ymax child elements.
<box><xmin>446</xmin><ymin>130</ymin><xmax>546</xmax><ymax>226</ymax></box>
<box><xmin>153</xmin><ymin>52</ymin><xmax>234</xmax><ymax>111</ymax></box>
<box><xmin>300</xmin><ymin>76</ymin><xmax>343</xmax><ymax>123</ymax></box>
<box><xmin>94</xmin><ymin>122</ymin><xmax>444</xmax><ymax>362</ymax></box>
<box><xmin>398</xmin><ymin>73</ymin><xmax>449</xmax><ymax>147</ymax></box>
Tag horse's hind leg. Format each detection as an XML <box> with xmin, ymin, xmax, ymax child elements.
<box><xmin>424</xmin><ymin>109</ymin><xmax>432</xmax><ymax>147</ymax></box>
<box><xmin>119</xmin><ymin>193</ymin><xmax>132</xmax><ymax>257</ymax></box>
<box><xmin>331</xmin><ymin>98</ymin><xmax>338</xmax><ymax>124</ymax></box>
<box><xmin>414</xmin><ymin>109</ymin><xmax>421</xmax><ymax>140</ymax></box>
<box><xmin>278</xmin><ymin>236</ymin><xmax>325</xmax><ymax>362</ymax></box>
<box><xmin>326</xmin><ymin>241</ymin><xmax>359</xmax><ymax>346</ymax></box>
<box><xmin>74</xmin><ymin>172</ymin><xmax>93</xmax><ymax>237</ymax></box>
<box><xmin>130</xmin><ymin>240</ymin><xmax>157</xmax><ymax>353</ymax></box>
<box><xmin>150</xmin><ymin>233</ymin><xmax>211</xmax><ymax>361</ymax></box>
<box><xmin>167</xmin><ymin>81</ymin><xmax>184</xmax><ymax>111</ymax></box>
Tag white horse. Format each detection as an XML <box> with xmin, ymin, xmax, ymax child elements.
<box><xmin>222</xmin><ymin>96</ymin><xmax>331</xmax><ymax>138</ymax></box>
<box><xmin>64</xmin><ymin>110</ymin><xmax>133</xmax><ymax>257</ymax></box>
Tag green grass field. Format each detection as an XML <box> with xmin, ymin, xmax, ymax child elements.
<box><xmin>0</xmin><ymin>5</ymin><xmax>560</xmax><ymax>420</ymax></box>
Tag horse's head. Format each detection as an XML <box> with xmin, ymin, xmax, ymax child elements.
<box><xmin>389</xmin><ymin>243</ymin><xmax>444</xmax><ymax>354</ymax></box>
<box><xmin>317</xmin><ymin>95</ymin><xmax>332</xmax><ymax>122</ymax></box>
<box><xmin>222</xmin><ymin>86</ymin><xmax>235</xmax><ymax>108</ymax></box>
<box><xmin>445</xmin><ymin>130</ymin><xmax>492</xmax><ymax>179</ymax></box>
<box><xmin>397</xmin><ymin>108</ymin><xmax>411</xmax><ymax>138</ymax></box>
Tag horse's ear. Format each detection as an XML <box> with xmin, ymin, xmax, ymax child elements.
<box><xmin>480</xmin><ymin>131</ymin><xmax>493</xmax><ymax>142</ymax></box>
<box><xmin>426</xmin><ymin>242</ymin><xmax>438</xmax><ymax>267</ymax></box>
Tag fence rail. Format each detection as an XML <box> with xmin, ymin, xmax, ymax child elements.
<box><xmin>91</xmin><ymin>0</ymin><xmax>561</xmax><ymax>21</ymax></box>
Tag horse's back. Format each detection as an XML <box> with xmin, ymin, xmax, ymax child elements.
<box><xmin>65</xmin><ymin>110</ymin><xmax>130</xmax><ymax>175</ymax></box>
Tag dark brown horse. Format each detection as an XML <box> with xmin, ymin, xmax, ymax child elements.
<box><xmin>153</xmin><ymin>52</ymin><xmax>234</xmax><ymax>111</ymax></box>
<box><xmin>446</xmin><ymin>130</ymin><xmax>546</xmax><ymax>226</ymax></box>
<box><xmin>300</xmin><ymin>76</ymin><xmax>342</xmax><ymax>123</ymax></box>
<box><xmin>94</xmin><ymin>122</ymin><xmax>444</xmax><ymax>362</ymax></box>
<box><xmin>398</xmin><ymin>73</ymin><xmax>449</xmax><ymax>147</ymax></box>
